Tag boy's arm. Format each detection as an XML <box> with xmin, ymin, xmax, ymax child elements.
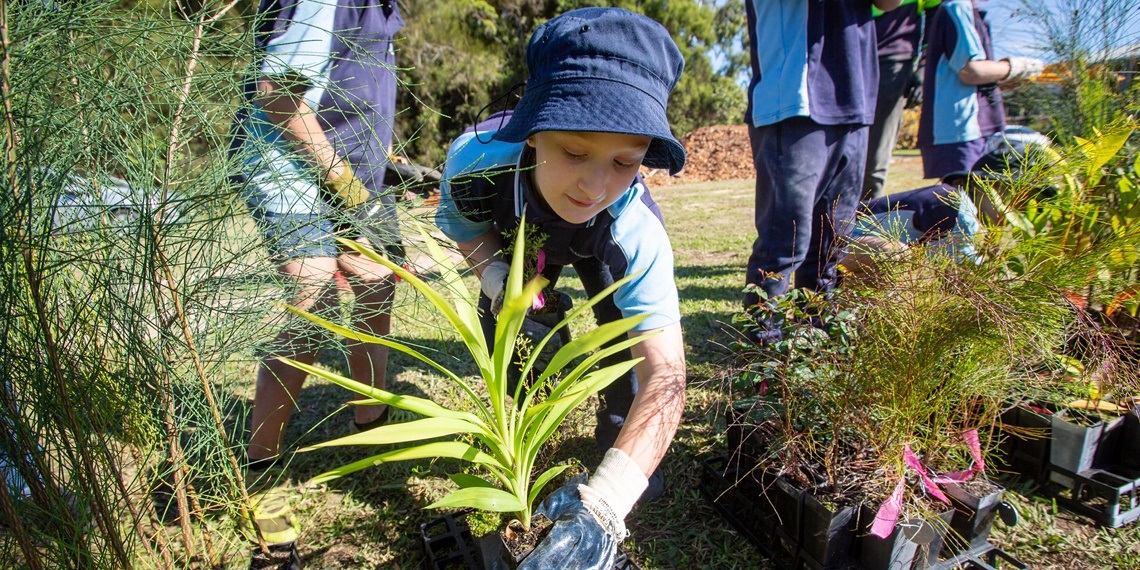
<box><xmin>872</xmin><ymin>0</ymin><xmax>904</xmax><ymax>10</ymax></box>
<box><xmin>613</xmin><ymin>322</ymin><xmax>686</xmax><ymax>477</ymax></box>
<box><xmin>255</xmin><ymin>76</ymin><xmax>367</xmax><ymax>207</ymax></box>
<box><xmin>456</xmin><ymin>233</ymin><xmax>504</xmax><ymax>276</ymax></box>
<box><xmin>956</xmin><ymin>59</ymin><xmax>1011</xmax><ymax>85</ymax></box>
<box><xmin>255</xmin><ymin>77</ymin><xmax>341</xmax><ymax>177</ymax></box>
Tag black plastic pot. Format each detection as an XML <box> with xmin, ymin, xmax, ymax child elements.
<box><xmin>764</xmin><ymin>472</ymin><xmax>804</xmax><ymax>560</ymax></box>
<box><xmin>420</xmin><ymin>512</ymin><xmax>642</xmax><ymax>570</ymax></box>
<box><xmin>940</xmin><ymin>480</ymin><xmax>1004</xmax><ymax>556</ymax></box>
<box><xmin>724</xmin><ymin>402</ymin><xmax>770</xmax><ymax>469</ymax></box>
<box><xmin>797</xmin><ymin>492</ymin><xmax>859</xmax><ymax>568</ymax></box>
<box><xmin>858</xmin><ymin>505</ymin><xmax>954</xmax><ymax>570</ymax></box>
<box><xmin>1049</xmin><ymin>409</ymin><xmax>1125</xmax><ymax>487</ymax></box>
<box><xmin>1115</xmin><ymin>411</ymin><xmax>1140</xmax><ymax>471</ymax></box>
<box><xmin>996</xmin><ymin>404</ymin><xmax>1052</xmax><ymax>481</ymax></box>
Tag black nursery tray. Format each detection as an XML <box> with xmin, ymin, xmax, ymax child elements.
<box><xmin>1044</xmin><ymin>411</ymin><xmax>1140</xmax><ymax>528</ymax></box>
<box><xmin>699</xmin><ymin>455</ymin><xmax>1031</xmax><ymax>570</ymax></box>
<box><xmin>697</xmin><ymin>455</ymin><xmax>796</xmax><ymax>566</ymax></box>
<box><xmin>419</xmin><ymin>512</ymin><xmax>641</xmax><ymax>570</ymax></box>
<box><xmin>927</xmin><ymin>542</ymin><xmax>1027</xmax><ymax>570</ymax></box>
<box><xmin>1044</xmin><ymin>463</ymin><xmax>1140</xmax><ymax>528</ymax></box>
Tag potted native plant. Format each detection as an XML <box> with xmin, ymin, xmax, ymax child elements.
<box><xmin>282</xmin><ymin>219</ymin><xmax>655</xmax><ymax>568</ymax></box>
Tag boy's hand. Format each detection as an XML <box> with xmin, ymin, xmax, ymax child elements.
<box><xmin>519</xmin><ymin>449</ymin><xmax>647</xmax><ymax>570</ymax></box>
<box><xmin>322</xmin><ymin>161</ymin><xmax>370</xmax><ymax>209</ymax></box>
<box><xmin>480</xmin><ymin>260</ymin><xmax>511</xmax><ymax>315</ymax></box>
<box><xmin>1003</xmin><ymin>56</ymin><xmax>1044</xmax><ymax>81</ymax></box>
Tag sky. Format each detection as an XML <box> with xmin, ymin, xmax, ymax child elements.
<box><xmin>979</xmin><ymin>0</ymin><xmax>1140</xmax><ymax>61</ymax></box>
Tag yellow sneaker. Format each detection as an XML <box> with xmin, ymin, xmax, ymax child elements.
<box><xmin>249</xmin><ymin>488</ymin><xmax>299</xmax><ymax>547</ymax></box>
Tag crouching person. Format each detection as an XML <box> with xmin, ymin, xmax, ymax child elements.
<box><xmin>845</xmin><ymin>137</ymin><xmax>1054</xmax><ymax>278</ymax></box>
<box><xmin>435</xmin><ymin>8</ymin><xmax>687</xmax><ymax>567</ymax></box>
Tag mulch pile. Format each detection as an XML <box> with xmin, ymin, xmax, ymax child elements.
<box><xmin>641</xmin><ymin>124</ymin><xmax>754</xmax><ymax>186</ymax></box>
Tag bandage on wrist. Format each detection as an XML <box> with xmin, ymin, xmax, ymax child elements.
<box><xmin>582</xmin><ymin>448</ymin><xmax>648</xmax><ymax>524</ymax></box>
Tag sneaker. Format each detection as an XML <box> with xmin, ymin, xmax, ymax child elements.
<box><xmin>249</xmin><ymin>487</ymin><xmax>299</xmax><ymax>547</ymax></box>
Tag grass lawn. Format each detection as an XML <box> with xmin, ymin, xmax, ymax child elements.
<box><xmin>227</xmin><ymin>160</ymin><xmax>1139</xmax><ymax>569</ymax></box>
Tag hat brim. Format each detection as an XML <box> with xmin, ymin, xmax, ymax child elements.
<box><xmin>493</xmin><ymin>78</ymin><xmax>686</xmax><ymax>176</ymax></box>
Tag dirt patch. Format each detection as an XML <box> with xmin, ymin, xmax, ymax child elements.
<box><xmin>642</xmin><ymin>124</ymin><xmax>754</xmax><ymax>186</ymax></box>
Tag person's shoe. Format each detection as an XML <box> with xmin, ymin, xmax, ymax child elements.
<box><xmin>639</xmin><ymin>467</ymin><xmax>665</xmax><ymax>504</ymax></box>
<box><xmin>349</xmin><ymin>405</ymin><xmax>390</xmax><ymax>434</ymax></box>
<box><xmin>249</xmin><ymin>487</ymin><xmax>300</xmax><ymax>547</ymax></box>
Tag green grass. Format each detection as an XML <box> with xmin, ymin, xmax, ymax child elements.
<box><xmin>218</xmin><ymin>173</ymin><xmax>1139</xmax><ymax>569</ymax></box>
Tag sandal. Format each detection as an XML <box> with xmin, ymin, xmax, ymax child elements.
<box><xmin>350</xmin><ymin>405</ymin><xmax>390</xmax><ymax>434</ymax></box>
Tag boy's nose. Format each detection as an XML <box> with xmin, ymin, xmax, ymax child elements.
<box><xmin>578</xmin><ymin>170</ymin><xmax>606</xmax><ymax>201</ymax></box>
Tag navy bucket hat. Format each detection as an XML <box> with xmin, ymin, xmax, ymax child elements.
<box><xmin>493</xmin><ymin>7</ymin><xmax>687</xmax><ymax>175</ymax></box>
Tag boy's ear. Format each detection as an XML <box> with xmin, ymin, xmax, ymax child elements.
<box><xmin>526</xmin><ymin>135</ymin><xmax>537</xmax><ymax>148</ymax></box>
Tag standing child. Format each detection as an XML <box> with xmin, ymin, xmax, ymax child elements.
<box><xmin>435</xmin><ymin>8</ymin><xmax>687</xmax><ymax>567</ymax></box>
<box><xmin>229</xmin><ymin>0</ymin><xmax>406</xmax><ymax>552</ymax></box>
<box><xmin>917</xmin><ymin>0</ymin><xmax>1043</xmax><ymax>178</ymax></box>
<box><xmin>742</xmin><ymin>0</ymin><xmax>902</xmax><ymax>344</ymax></box>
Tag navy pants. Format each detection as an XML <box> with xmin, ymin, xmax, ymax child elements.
<box><xmin>479</xmin><ymin>256</ymin><xmax>635</xmax><ymax>451</ymax></box>
<box><xmin>745</xmin><ymin>116</ymin><xmax>868</xmax><ymax>309</ymax></box>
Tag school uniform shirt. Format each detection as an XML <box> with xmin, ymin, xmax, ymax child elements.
<box><xmin>917</xmin><ymin>0</ymin><xmax>1005</xmax><ymax>148</ymax></box>
<box><xmin>231</xmin><ymin>0</ymin><xmax>404</xmax><ymax>214</ymax></box>
<box><xmin>744</xmin><ymin>0</ymin><xmax>878</xmax><ymax>127</ymax></box>
<box><xmin>435</xmin><ymin>116</ymin><xmax>681</xmax><ymax>332</ymax></box>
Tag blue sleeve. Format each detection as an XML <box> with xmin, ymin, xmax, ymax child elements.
<box><xmin>945</xmin><ymin>1</ymin><xmax>984</xmax><ymax>72</ymax></box>
<box><xmin>605</xmin><ymin>184</ymin><xmax>681</xmax><ymax>331</ymax></box>
<box><xmin>436</xmin><ymin>132</ymin><xmax>525</xmax><ymax>243</ymax></box>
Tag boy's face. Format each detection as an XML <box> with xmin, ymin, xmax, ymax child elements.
<box><xmin>527</xmin><ymin>130</ymin><xmax>652</xmax><ymax>225</ymax></box>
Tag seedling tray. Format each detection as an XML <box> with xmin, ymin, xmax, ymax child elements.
<box><xmin>927</xmin><ymin>542</ymin><xmax>1027</xmax><ymax>570</ymax></box>
<box><xmin>1044</xmin><ymin>463</ymin><xmax>1140</xmax><ymax>527</ymax></box>
<box><xmin>697</xmin><ymin>455</ymin><xmax>795</xmax><ymax>566</ymax></box>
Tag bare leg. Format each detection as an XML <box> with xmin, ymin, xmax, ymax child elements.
<box><xmin>248</xmin><ymin>257</ymin><xmax>338</xmax><ymax>462</ymax></box>
<box><xmin>338</xmin><ymin>238</ymin><xmax>396</xmax><ymax>425</ymax></box>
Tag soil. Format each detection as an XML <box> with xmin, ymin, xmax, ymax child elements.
<box><xmin>640</xmin><ymin>125</ymin><xmax>754</xmax><ymax>186</ymax></box>
<box><xmin>952</xmin><ymin>476</ymin><xmax>1002</xmax><ymax>499</ymax></box>
<box><xmin>503</xmin><ymin>514</ymin><xmax>553</xmax><ymax>562</ymax></box>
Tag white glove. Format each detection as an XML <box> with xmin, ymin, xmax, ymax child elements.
<box><xmin>1003</xmin><ymin>56</ymin><xmax>1044</xmax><ymax>81</ymax></box>
<box><xmin>480</xmin><ymin>260</ymin><xmax>510</xmax><ymax>316</ymax></box>
<box><xmin>577</xmin><ymin>448</ymin><xmax>648</xmax><ymax>541</ymax></box>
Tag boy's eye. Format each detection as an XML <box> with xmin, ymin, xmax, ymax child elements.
<box><xmin>563</xmin><ymin>149</ymin><xmax>586</xmax><ymax>160</ymax></box>
<box><xmin>614</xmin><ymin>159</ymin><xmax>635</xmax><ymax>169</ymax></box>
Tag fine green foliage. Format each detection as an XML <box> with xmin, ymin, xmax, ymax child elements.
<box><xmin>287</xmin><ymin>221</ymin><xmax>653</xmax><ymax>530</ymax></box>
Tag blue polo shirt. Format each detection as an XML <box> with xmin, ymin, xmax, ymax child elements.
<box><xmin>231</xmin><ymin>0</ymin><xmax>404</xmax><ymax>212</ymax></box>
<box><xmin>917</xmin><ymin>0</ymin><xmax>1004</xmax><ymax>147</ymax></box>
<box><xmin>745</xmin><ymin>0</ymin><xmax>878</xmax><ymax>127</ymax></box>
<box><xmin>436</xmin><ymin>115</ymin><xmax>681</xmax><ymax>332</ymax></box>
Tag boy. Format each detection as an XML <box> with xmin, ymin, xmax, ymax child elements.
<box><xmin>742</xmin><ymin>0</ymin><xmax>902</xmax><ymax>344</ymax></box>
<box><xmin>435</xmin><ymin>8</ymin><xmax>686</xmax><ymax>567</ymax></box>
<box><xmin>229</xmin><ymin>0</ymin><xmax>405</xmax><ymax>551</ymax></box>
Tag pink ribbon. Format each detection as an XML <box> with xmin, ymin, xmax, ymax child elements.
<box><xmin>869</xmin><ymin>430</ymin><xmax>986</xmax><ymax>538</ymax></box>
<box><xmin>532</xmin><ymin>249</ymin><xmax>546</xmax><ymax>310</ymax></box>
